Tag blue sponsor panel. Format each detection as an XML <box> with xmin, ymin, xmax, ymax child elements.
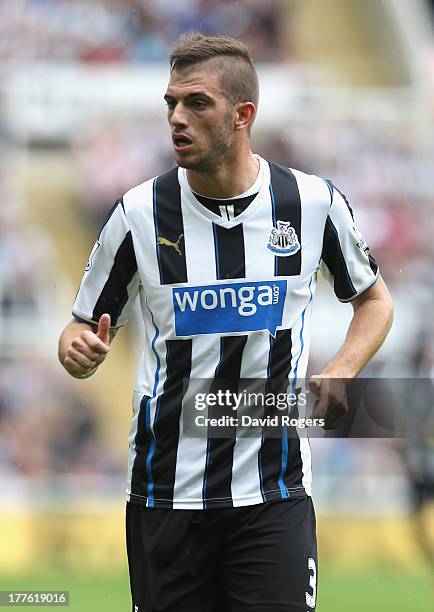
<box><xmin>173</xmin><ymin>280</ymin><xmax>287</xmax><ymax>337</ymax></box>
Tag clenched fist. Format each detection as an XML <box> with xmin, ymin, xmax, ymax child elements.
<box><xmin>308</xmin><ymin>375</ymin><xmax>348</xmax><ymax>430</ymax></box>
<box><xmin>59</xmin><ymin>314</ymin><xmax>112</xmax><ymax>379</ymax></box>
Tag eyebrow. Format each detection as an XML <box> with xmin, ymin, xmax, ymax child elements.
<box><xmin>164</xmin><ymin>92</ymin><xmax>213</xmax><ymax>102</ymax></box>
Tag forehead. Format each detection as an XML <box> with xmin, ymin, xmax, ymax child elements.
<box><xmin>166</xmin><ymin>60</ymin><xmax>226</xmax><ymax>99</ymax></box>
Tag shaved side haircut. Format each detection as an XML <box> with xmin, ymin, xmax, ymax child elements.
<box><xmin>169</xmin><ymin>33</ymin><xmax>259</xmax><ymax>111</ymax></box>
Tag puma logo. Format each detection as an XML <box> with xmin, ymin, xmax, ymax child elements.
<box><xmin>157</xmin><ymin>234</ymin><xmax>184</xmax><ymax>256</ymax></box>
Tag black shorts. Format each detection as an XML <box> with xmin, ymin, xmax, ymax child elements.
<box><xmin>126</xmin><ymin>496</ymin><xmax>317</xmax><ymax>612</ymax></box>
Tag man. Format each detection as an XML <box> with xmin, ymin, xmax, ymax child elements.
<box><xmin>59</xmin><ymin>33</ymin><xmax>393</xmax><ymax>612</ymax></box>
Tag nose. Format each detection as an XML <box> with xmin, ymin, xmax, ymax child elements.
<box><xmin>169</xmin><ymin>103</ymin><xmax>188</xmax><ymax>129</ymax></box>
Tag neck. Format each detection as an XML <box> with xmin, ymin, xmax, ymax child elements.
<box><xmin>186</xmin><ymin>149</ymin><xmax>260</xmax><ymax>199</ymax></box>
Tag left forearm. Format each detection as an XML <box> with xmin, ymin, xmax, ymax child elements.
<box><xmin>322</xmin><ymin>276</ymin><xmax>393</xmax><ymax>379</ymax></box>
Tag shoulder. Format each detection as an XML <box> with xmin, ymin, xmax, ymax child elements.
<box><xmin>122</xmin><ymin>167</ymin><xmax>179</xmax><ymax>213</ymax></box>
<box><xmin>122</xmin><ymin>175</ymin><xmax>156</xmax><ymax>213</ymax></box>
<box><xmin>267</xmin><ymin>160</ymin><xmax>332</xmax><ymax>207</ymax></box>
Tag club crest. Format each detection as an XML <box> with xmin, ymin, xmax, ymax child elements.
<box><xmin>267</xmin><ymin>221</ymin><xmax>300</xmax><ymax>256</ymax></box>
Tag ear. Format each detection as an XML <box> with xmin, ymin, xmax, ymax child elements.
<box><xmin>234</xmin><ymin>102</ymin><xmax>256</xmax><ymax>132</ymax></box>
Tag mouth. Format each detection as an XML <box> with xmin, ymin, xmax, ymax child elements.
<box><xmin>172</xmin><ymin>134</ymin><xmax>193</xmax><ymax>152</ymax></box>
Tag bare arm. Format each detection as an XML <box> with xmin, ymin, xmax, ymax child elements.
<box><xmin>321</xmin><ymin>275</ymin><xmax>393</xmax><ymax>378</ymax></box>
<box><xmin>309</xmin><ymin>276</ymin><xmax>393</xmax><ymax>427</ymax></box>
<box><xmin>58</xmin><ymin>313</ymin><xmax>117</xmax><ymax>379</ymax></box>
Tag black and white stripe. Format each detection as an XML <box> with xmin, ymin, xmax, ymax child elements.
<box><xmin>269</xmin><ymin>162</ymin><xmax>302</xmax><ymax>277</ymax></box>
<box><xmin>154</xmin><ymin>168</ymin><xmax>188</xmax><ymax>285</ymax></box>
<box><xmin>204</xmin><ymin>217</ymin><xmax>248</xmax><ymax>507</ymax></box>
<box><xmin>73</xmin><ymin>156</ymin><xmax>378</xmax><ymax>509</ymax></box>
<box><xmin>73</xmin><ymin>199</ymin><xmax>139</xmax><ymax>327</ymax></box>
<box><xmin>320</xmin><ymin>183</ymin><xmax>379</xmax><ymax>302</ymax></box>
<box><xmin>148</xmin><ymin>339</ymin><xmax>192</xmax><ymax>506</ymax></box>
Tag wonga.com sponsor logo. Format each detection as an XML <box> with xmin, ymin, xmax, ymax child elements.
<box><xmin>173</xmin><ymin>280</ymin><xmax>286</xmax><ymax>337</ymax></box>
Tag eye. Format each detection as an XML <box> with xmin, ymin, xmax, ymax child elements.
<box><xmin>192</xmin><ymin>100</ymin><xmax>207</xmax><ymax>110</ymax></box>
<box><xmin>165</xmin><ymin>99</ymin><xmax>176</xmax><ymax>110</ymax></box>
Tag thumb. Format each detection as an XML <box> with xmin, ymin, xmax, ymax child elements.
<box><xmin>96</xmin><ymin>313</ymin><xmax>111</xmax><ymax>345</ymax></box>
<box><xmin>308</xmin><ymin>375</ymin><xmax>327</xmax><ymax>419</ymax></box>
<box><xmin>308</xmin><ymin>375</ymin><xmax>322</xmax><ymax>396</ymax></box>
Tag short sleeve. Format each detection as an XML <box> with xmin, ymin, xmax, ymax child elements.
<box><xmin>319</xmin><ymin>182</ymin><xmax>379</xmax><ymax>302</ymax></box>
<box><xmin>72</xmin><ymin>199</ymin><xmax>140</xmax><ymax>328</ymax></box>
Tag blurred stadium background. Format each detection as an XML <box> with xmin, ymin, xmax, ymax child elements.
<box><xmin>0</xmin><ymin>0</ymin><xmax>433</xmax><ymax>610</ymax></box>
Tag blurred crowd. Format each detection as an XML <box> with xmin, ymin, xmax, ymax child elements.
<box><xmin>0</xmin><ymin>0</ymin><xmax>285</xmax><ymax>64</ymax></box>
<box><xmin>0</xmin><ymin>168</ymin><xmax>123</xmax><ymax>501</ymax></box>
<box><xmin>0</xmin><ymin>359</ymin><xmax>119</xmax><ymax>482</ymax></box>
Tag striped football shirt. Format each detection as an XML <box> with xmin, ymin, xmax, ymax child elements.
<box><xmin>72</xmin><ymin>155</ymin><xmax>379</xmax><ymax>509</ymax></box>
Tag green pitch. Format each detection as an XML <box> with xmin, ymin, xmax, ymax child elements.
<box><xmin>0</xmin><ymin>567</ymin><xmax>431</xmax><ymax>611</ymax></box>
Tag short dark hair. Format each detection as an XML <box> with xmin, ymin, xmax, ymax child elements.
<box><xmin>169</xmin><ymin>33</ymin><xmax>259</xmax><ymax>109</ymax></box>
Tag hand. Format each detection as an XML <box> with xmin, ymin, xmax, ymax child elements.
<box><xmin>64</xmin><ymin>314</ymin><xmax>111</xmax><ymax>379</ymax></box>
<box><xmin>308</xmin><ymin>375</ymin><xmax>348</xmax><ymax>430</ymax></box>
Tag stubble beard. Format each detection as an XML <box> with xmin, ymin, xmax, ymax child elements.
<box><xmin>176</xmin><ymin>112</ymin><xmax>234</xmax><ymax>174</ymax></box>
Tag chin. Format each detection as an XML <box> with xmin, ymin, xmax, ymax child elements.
<box><xmin>184</xmin><ymin>158</ymin><xmax>220</xmax><ymax>174</ymax></box>
<box><xmin>174</xmin><ymin>151</ymin><xmax>195</xmax><ymax>170</ymax></box>
<box><xmin>175</xmin><ymin>156</ymin><xmax>201</xmax><ymax>171</ymax></box>
<box><xmin>176</xmin><ymin>158</ymin><xmax>194</xmax><ymax>169</ymax></box>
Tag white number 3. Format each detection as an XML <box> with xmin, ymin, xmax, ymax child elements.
<box><xmin>305</xmin><ymin>557</ymin><xmax>317</xmax><ymax>609</ymax></box>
